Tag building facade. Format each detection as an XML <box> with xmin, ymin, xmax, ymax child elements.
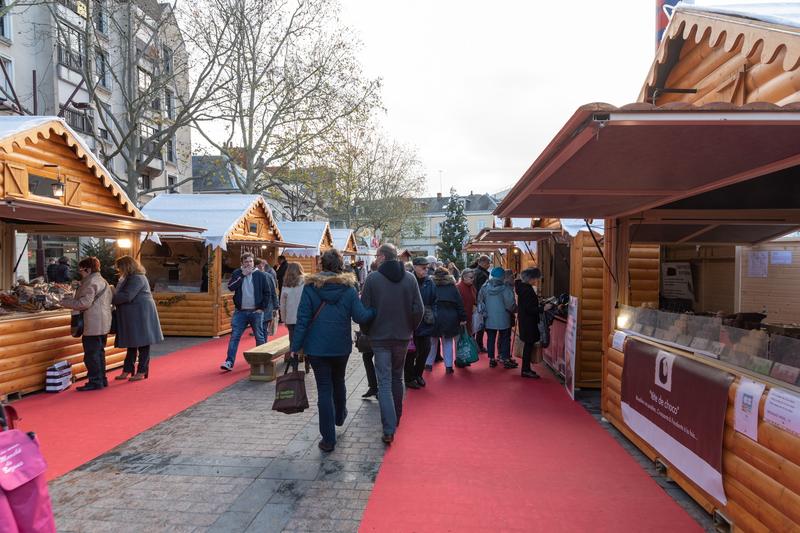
<box><xmin>400</xmin><ymin>192</ymin><xmax>498</xmax><ymax>258</ymax></box>
<box><xmin>0</xmin><ymin>0</ymin><xmax>193</xmax><ymax>203</ymax></box>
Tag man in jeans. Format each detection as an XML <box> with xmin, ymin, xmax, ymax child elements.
<box><xmin>221</xmin><ymin>252</ymin><xmax>278</xmax><ymax>371</ymax></box>
<box><xmin>361</xmin><ymin>243</ymin><xmax>423</xmax><ymax>443</ymax></box>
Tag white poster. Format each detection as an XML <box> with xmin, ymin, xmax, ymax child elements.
<box><xmin>612</xmin><ymin>330</ymin><xmax>627</xmax><ymax>352</ymax></box>
<box><xmin>563</xmin><ymin>296</ymin><xmax>578</xmax><ymax>400</ymax></box>
<box><xmin>747</xmin><ymin>251</ymin><xmax>768</xmax><ymax>278</ymax></box>
<box><xmin>770</xmin><ymin>250</ymin><xmax>792</xmax><ymax>265</ymax></box>
<box><xmin>764</xmin><ymin>388</ymin><xmax>800</xmax><ymax>437</ymax></box>
<box><xmin>661</xmin><ymin>262</ymin><xmax>694</xmax><ymax>300</ymax></box>
<box><xmin>734</xmin><ymin>378</ymin><xmax>766</xmax><ymax>441</ymax></box>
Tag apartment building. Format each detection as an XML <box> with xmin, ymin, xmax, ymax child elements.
<box><xmin>0</xmin><ymin>0</ymin><xmax>192</xmax><ymax>203</ymax></box>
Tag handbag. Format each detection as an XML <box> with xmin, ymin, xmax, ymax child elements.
<box><xmin>69</xmin><ymin>284</ymin><xmax>109</xmax><ymax>338</ymax></box>
<box><xmin>355</xmin><ymin>331</ymin><xmax>371</xmax><ymax>353</ymax></box>
<box><xmin>271</xmin><ymin>355</ymin><xmax>309</xmax><ymax>414</ymax></box>
<box><xmin>513</xmin><ymin>332</ymin><xmax>524</xmax><ymax>359</ymax></box>
<box><xmin>0</xmin><ymin>429</ymin><xmax>56</xmax><ymax>533</ymax></box>
<box><xmin>471</xmin><ymin>309</ymin><xmax>484</xmax><ymax>333</ymax></box>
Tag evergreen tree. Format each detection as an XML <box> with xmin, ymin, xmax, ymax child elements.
<box><xmin>72</xmin><ymin>239</ymin><xmax>119</xmax><ymax>285</ymax></box>
<box><xmin>437</xmin><ymin>189</ymin><xmax>469</xmax><ymax>269</ymax></box>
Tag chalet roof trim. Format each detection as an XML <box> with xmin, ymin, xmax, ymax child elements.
<box><xmin>330</xmin><ymin>228</ymin><xmax>357</xmax><ymax>252</ymax></box>
<box><xmin>0</xmin><ymin>116</ymin><xmax>139</xmax><ymax>216</ymax></box>
<box><xmin>643</xmin><ymin>6</ymin><xmax>800</xmax><ymax>100</ymax></box>
<box><xmin>277</xmin><ymin>221</ymin><xmax>332</xmax><ymax>257</ymax></box>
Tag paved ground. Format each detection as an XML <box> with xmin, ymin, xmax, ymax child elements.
<box><xmin>49</xmin><ymin>338</ymin><xmax>715</xmax><ymax>532</ymax></box>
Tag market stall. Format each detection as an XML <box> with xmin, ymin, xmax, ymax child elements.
<box><xmin>495</xmin><ymin>102</ymin><xmax>800</xmax><ymax>530</ymax></box>
<box><xmin>141</xmin><ymin>194</ymin><xmax>298</xmax><ymax>336</ymax></box>
<box><xmin>330</xmin><ymin>228</ymin><xmax>358</xmax><ymax>260</ymax></box>
<box><xmin>0</xmin><ymin>117</ymin><xmax>202</xmax><ymax>396</ymax></box>
<box><xmin>276</xmin><ymin>221</ymin><xmax>334</xmax><ymax>274</ymax></box>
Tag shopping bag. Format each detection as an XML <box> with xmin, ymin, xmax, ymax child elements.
<box><xmin>513</xmin><ymin>333</ymin><xmax>524</xmax><ymax>359</ymax></box>
<box><xmin>0</xmin><ymin>430</ymin><xmax>56</xmax><ymax>533</ymax></box>
<box><xmin>456</xmin><ymin>328</ymin><xmax>479</xmax><ymax>365</ymax></box>
<box><xmin>272</xmin><ymin>356</ymin><xmax>309</xmax><ymax>414</ymax></box>
<box><xmin>471</xmin><ymin>309</ymin><xmax>484</xmax><ymax>333</ymax></box>
<box><xmin>268</xmin><ymin>312</ymin><xmax>278</xmax><ymax>336</ymax></box>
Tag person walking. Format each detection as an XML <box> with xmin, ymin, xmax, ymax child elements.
<box><xmin>275</xmin><ymin>255</ymin><xmax>288</xmax><ymax>293</ymax></box>
<box><xmin>446</xmin><ymin>260</ymin><xmax>461</xmax><ymax>282</ymax></box>
<box><xmin>279</xmin><ymin>262</ymin><xmax>304</xmax><ymax>346</ymax></box>
<box><xmin>361</xmin><ymin>244</ymin><xmax>423</xmax><ymax>443</ymax></box>
<box><xmin>290</xmin><ymin>249</ymin><xmax>375</xmax><ymax>452</ymax></box>
<box><xmin>516</xmin><ymin>268</ymin><xmax>543</xmax><ymax>379</ymax></box>
<box><xmin>473</xmin><ymin>255</ymin><xmax>491</xmax><ymax>351</ymax></box>
<box><xmin>358</xmin><ymin>261</ymin><xmax>380</xmax><ymax>399</ymax></box>
<box><xmin>220</xmin><ymin>253</ymin><xmax>277</xmax><ymax>371</ymax></box>
<box><xmin>426</xmin><ymin>267</ymin><xmax>466</xmax><ymax>374</ymax></box>
<box><xmin>457</xmin><ymin>268</ymin><xmax>477</xmax><ymax>335</ymax></box>
<box><xmin>112</xmin><ymin>256</ymin><xmax>164</xmax><ymax>382</ymax></box>
<box><xmin>478</xmin><ymin>266</ymin><xmax>517</xmax><ymax>369</ymax></box>
<box><xmin>54</xmin><ymin>256</ymin><xmax>72</xmax><ymax>283</ymax></box>
<box><xmin>61</xmin><ymin>257</ymin><xmax>113</xmax><ymax>391</ymax></box>
<box><xmin>406</xmin><ymin>256</ymin><xmax>436</xmax><ymax>389</ymax></box>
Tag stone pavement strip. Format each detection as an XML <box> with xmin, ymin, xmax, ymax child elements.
<box><xmin>50</xmin><ymin>354</ymin><xmax>384</xmax><ymax>533</ymax></box>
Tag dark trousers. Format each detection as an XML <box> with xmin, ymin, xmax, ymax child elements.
<box><xmin>123</xmin><ymin>345</ymin><xmax>151</xmax><ymax>375</ymax></box>
<box><xmin>522</xmin><ymin>341</ymin><xmax>534</xmax><ymax>372</ymax></box>
<box><xmin>362</xmin><ymin>351</ymin><xmax>377</xmax><ymax>390</ymax></box>
<box><xmin>308</xmin><ymin>355</ymin><xmax>349</xmax><ymax>445</ymax></box>
<box><xmin>82</xmin><ymin>335</ymin><xmax>108</xmax><ymax>387</ymax></box>
<box><xmin>475</xmin><ymin>329</ymin><xmax>486</xmax><ymax>350</ymax></box>
<box><xmin>486</xmin><ymin>328</ymin><xmax>511</xmax><ymax>360</ymax></box>
<box><xmin>405</xmin><ymin>335</ymin><xmax>431</xmax><ymax>382</ymax></box>
<box><xmin>286</xmin><ymin>324</ymin><xmax>295</xmax><ymax>346</ymax></box>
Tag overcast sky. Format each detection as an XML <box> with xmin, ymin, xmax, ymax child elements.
<box><xmin>339</xmin><ymin>0</ymin><xmax>657</xmax><ymax>197</ymax></box>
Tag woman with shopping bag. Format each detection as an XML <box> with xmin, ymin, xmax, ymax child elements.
<box><xmin>289</xmin><ymin>249</ymin><xmax>375</xmax><ymax>453</ymax></box>
<box><xmin>427</xmin><ymin>267</ymin><xmax>467</xmax><ymax>374</ymax></box>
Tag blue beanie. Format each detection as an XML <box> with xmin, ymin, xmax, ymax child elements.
<box><xmin>491</xmin><ymin>266</ymin><xmax>505</xmax><ymax>278</ymax></box>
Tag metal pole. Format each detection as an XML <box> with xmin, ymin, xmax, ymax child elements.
<box><xmin>0</xmin><ymin>60</ymin><xmax>24</xmax><ymax>115</ymax></box>
<box><xmin>58</xmin><ymin>78</ymin><xmax>86</xmax><ymax>117</ymax></box>
<box><xmin>32</xmin><ymin>70</ymin><xmax>37</xmax><ymax>115</ymax></box>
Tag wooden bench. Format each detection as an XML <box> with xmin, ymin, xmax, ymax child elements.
<box><xmin>242</xmin><ymin>337</ymin><xmax>294</xmax><ymax>381</ymax></box>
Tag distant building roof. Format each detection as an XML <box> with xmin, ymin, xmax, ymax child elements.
<box><xmin>192</xmin><ymin>156</ymin><xmax>241</xmax><ymax>193</ymax></box>
<box><xmin>419</xmin><ymin>193</ymin><xmax>498</xmax><ymax>214</ymax></box>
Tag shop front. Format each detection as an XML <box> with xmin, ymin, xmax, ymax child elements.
<box><xmin>0</xmin><ymin>117</ymin><xmax>201</xmax><ymax>396</ymax></box>
<box><xmin>495</xmin><ymin>102</ymin><xmax>800</xmax><ymax>530</ymax></box>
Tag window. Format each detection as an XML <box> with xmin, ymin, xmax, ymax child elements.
<box><xmin>249</xmin><ymin>222</ymin><xmax>258</xmax><ymax>234</ymax></box>
<box><xmin>98</xmin><ymin>127</ymin><xmax>109</xmax><ymax>140</ymax></box>
<box><xmin>477</xmin><ymin>220</ymin><xmax>487</xmax><ymax>230</ymax></box>
<box><xmin>94</xmin><ymin>1</ymin><xmax>108</xmax><ymax>34</ymax></box>
<box><xmin>166</xmin><ymin>136</ymin><xmax>176</xmax><ymax>163</ymax></box>
<box><xmin>63</xmin><ymin>108</ymin><xmax>93</xmax><ymax>133</ymax></box>
<box><xmin>164</xmin><ymin>88</ymin><xmax>174</xmax><ymax>118</ymax></box>
<box><xmin>137</xmin><ymin>67</ymin><xmax>151</xmax><ymax>95</ymax></box>
<box><xmin>0</xmin><ymin>56</ymin><xmax>11</xmax><ymax>96</ymax></box>
<box><xmin>0</xmin><ymin>0</ymin><xmax>10</xmax><ymax>41</ymax></box>
<box><xmin>95</xmin><ymin>51</ymin><xmax>110</xmax><ymax>89</ymax></box>
<box><xmin>167</xmin><ymin>174</ymin><xmax>177</xmax><ymax>193</ymax></box>
<box><xmin>58</xmin><ymin>26</ymin><xmax>83</xmax><ymax>71</ymax></box>
<box><xmin>138</xmin><ymin>174</ymin><xmax>151</xmax><ymax>190</ymax></box>
<box><xmin>162</xmin><ymin>45</ymin><xmax>173</xmax><ymax>74</ymax></box>
<box><xmin>138</xmin><ymin>123</ymin><xmax>160</xmax><ymax>158</ymax></box>
<box><xmin>434</xmin><ymin>221</ymin><xmax>441</xmax><ymax>237</ymax></box>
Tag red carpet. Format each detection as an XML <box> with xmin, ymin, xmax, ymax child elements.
<box><xmin>12</xmin><ymin>325</ymin><xmax>287</xmax><ymax>481</ymax></box>
<box><xmin>360</xmin><ymin>361</ymin><xmax>702</xmax><ymax>533</ymax></box>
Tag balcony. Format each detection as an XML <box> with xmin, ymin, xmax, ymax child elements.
<box><xmin>62</xmin><ymin>108</ymin><xmax>93</xmax><ymax>134</ymax></box>
<box><xmin>57</xmin><ymin>45</ymin><xmax>83</xmax><ymax>72</ymax></box>
<box><xmin>137</xmin><ymin>139</ymin><xmax>163</xmax><ymax>172</ymax></box>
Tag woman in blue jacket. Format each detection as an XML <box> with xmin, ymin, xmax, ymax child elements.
<box><xmin>291</xmin><ymin>248</ymin><xmax>375</xmax><ymax>452</ymax></box>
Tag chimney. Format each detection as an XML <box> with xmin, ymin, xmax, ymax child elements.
<box><xmin>470</xmin><ymin>190</ymin><xmax>473</xmax><ymax>196</ymax></box>
<box><xmin>436</xmin><ymin>192</ymin><xmax>442</xmax><ymax>199</ymax></box>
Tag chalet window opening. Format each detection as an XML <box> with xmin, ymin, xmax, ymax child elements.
<box><xmin>57</xmin><ymin>25</ymin><xmax>83</xmax><ymax>71</ymax></box>
<box><xmin>248</xmin><ymin>222</ymin><xmax>258</xmax><ymax>234</ymax></box>
<box><xmin>28</xmin><ymin>174</ymin><xmax>60</xmax><ymax>199</ymax></box>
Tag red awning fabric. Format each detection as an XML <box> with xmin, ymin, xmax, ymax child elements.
<box><xmin>495</xmin><ymin>102</ymin><xmax>800</xmax><ymax>220</ymax></box>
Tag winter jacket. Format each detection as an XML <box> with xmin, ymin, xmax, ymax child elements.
<box><xmin>515</xmin><ymin>281</ymin><xmax>541</xmax><ymax>344</ymax></box>
<box><xmin>112</xmin><ymin>273</ymin><xmax>164</xmax><ymax>348</ymax></box>
<box><xmin>279</xmin><ymin>281</ymin><xmax>304</xmax><ymax>325</ymax></box>
<box><xmin>61</xmin><ymin>272</ymin><xmax>113</xmax><ymax>336</ymax></box>
<box><xmin>290</xmin><ymin>271</ymin><xmax>375</xmax><ymax>357</ymax></box>
<box><xmin>415</xmin><ymin>272</ymin><xmax>437</xmax><ymax>337</ymax></box>
<box><xmin>275</xmin><ymin>260</ymin><xmax>288</xmax><ymax>290</ymax></box>
<box><xmin>474</xmin><ymin>265</ymin><xmax>490</xmax><ymax>294</ymax></box>
<box><xmin>456</xmin><ymin>280</ymin><xmax>477</xmax><ymax>335</ymax></box>
<box><xmin>478</xmin><ymin>277</ymin><xmax>516</xmax><ymax>330</ymax></box>
<box><xmin>433</xmin><ymin>273</ymin><xmax>466</xmax><ymax>338</ymax></box>
<box><xmin>228</xmin><ymin>268</ymin><xmax>278</xmax><ymax>313</ymax></box>
<box><xmin>361</xmin><ymin>260</ymin><xmax>424</xmax><ymax>347</ymax></box>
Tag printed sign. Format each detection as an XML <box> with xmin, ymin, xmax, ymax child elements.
<box><xmin>612</xmin><ymin>330</ymin><xmax>627</xmax><ymax>352</ymax></box>
<box><xmin>764</xmin><ymin>388</ymin><xmax>800</xmax><ymax>437</ymax></box>
<box><xmin>621</xmin><ymin>339</ymin><xmax>734</xmax><ymax>504</ymax></box>
<box><xmin>747</xmin><ymin>251</ymin><xmax>768</xmax><ymax>278</ymax></box>
<box><xmin>734</xmin><ymin>378</ymin><xmax>766</xmax><ymax>441</ymax></box>
<box><xmin>563</xmin><ymin>296</ymin><xmax>578</xmax><ymax>400</ymax></box>
<box><xmin>661</xmin><ymin>262</ymin><xmax>694</xmax><ymax>300</ymax></box>
<box><xmin>770</xmin><ymin>250</ymin><xmax>792</xmax><ymax>265</ymax></box>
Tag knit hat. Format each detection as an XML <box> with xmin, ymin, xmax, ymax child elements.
<box><xmin>491</xmin><ymin>266</ymin><xmax>505</xmax><ymax>278</ymax></box>
<box><xmin>412</xmin><ymin>256</ymin><xmax>430</xmax><ymax>266</ymax></box>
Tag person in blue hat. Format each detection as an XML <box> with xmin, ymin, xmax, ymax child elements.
<box><xmin>477</xmin><ymin>266</ymin><xmax>518</xmax><ymax>368</ymax></box>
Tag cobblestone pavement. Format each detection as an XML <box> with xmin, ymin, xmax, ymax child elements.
<box><xmin>50</xmin><ymin>354</ymin><xmax>385</xmax><ymax>533</ymax></box>
<box><xmin>49</xmin><ymin>340</ymin><xmax>714</xmax><ymax>532</ymax></box>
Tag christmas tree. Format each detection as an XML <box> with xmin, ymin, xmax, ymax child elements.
<box><xmin>436</xmin><ymin>189</ymin><xmax>469</xmax><ymax>269</ymax></box>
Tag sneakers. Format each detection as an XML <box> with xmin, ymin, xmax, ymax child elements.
<box><xmin>521</xmin><ymin>370</ymin><xmax>540</xmax><ymax>379</ymax></box>
<box><xmin>220</xmin><ymin>361</ymin><xmax>233</xmax><ymax>372</ymax></box>
<box><xmin>503</xmin><ymin>359</ymin><xmax>519</xmax><ymax>369</ymax></box>
<box><xmin>445</xmin><ymin>367</ymin><xmax>454</xmax><ymax>375</ymax></box>
<box><xmin>424</xmin><ymin>364</ymin><xmax>433</xmax><ymax>372</ymax></box>
<box><xmin>489</xmin><ymin>358</ymin><xmax>497</xmax><ymax>368</ymax></box>
<box><xmin>361</xmin><ymin>388</ymin><xmax>378</xmax><ymax>398</ymax></box>
<box><xmin>382</xmin><ymin>434</ymin><xmax>394</xmax><ymax>444</ymax></box>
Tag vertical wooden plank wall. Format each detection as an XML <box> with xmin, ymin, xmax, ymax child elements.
<box><xmin>628</xmin><ymin>244</ymin><xmax>660</xmax><ymax>306</ymax></box>
<box><xmin>571</xmin><ymin>232</ymin><xmax>604</xmax><ymax>388</ymax></box>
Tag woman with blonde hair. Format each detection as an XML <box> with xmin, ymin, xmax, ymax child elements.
<box><xmin>112</xmin><ymin>255</ymin><xmax>163</xmax><ymax>381</ymax></box>
<box><xmin>279</xmin><ymin>261</ymin><xmax>305</xmax><ymax>345</ymax></box>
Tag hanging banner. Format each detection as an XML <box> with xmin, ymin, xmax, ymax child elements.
<box><xmin>621</xmin><ymin>339</ymin><xmax>733</xmax><ymax>504</ymax></box>
<box><xmin>563</xmin><ymin>296</ymin><xmax>578</xmax><ymax>400</ymax></box>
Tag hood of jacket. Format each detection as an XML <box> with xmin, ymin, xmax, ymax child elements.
<box><xmin>378</xmin><ymin>260</ymin><xmax>406</xmax><ymax>283</ymax></box>
<box><xmin>484</xmin><ymin>277</ymin><xmax>508</xmax><ymax>295</ymax></box>
<box><xmin>433</xmin><ymin>272</ymin><xmax>455</xmax><ymax>286</ymax></box>
<box><xmin>304</xmin><ymin>271</ymin><xmax>357</xmax><ymax>304</ymax></box>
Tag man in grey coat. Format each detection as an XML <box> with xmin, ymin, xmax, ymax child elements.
<box><xmin>361</xmin><ymin>243</ymin><xmax>424</xmax><ymax>443</ymax></box>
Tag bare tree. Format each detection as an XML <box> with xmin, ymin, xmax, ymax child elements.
<box><xmin>192</xmin><ymin>0</ymin><xmax>381</xmax><ymax>195</ymax></box>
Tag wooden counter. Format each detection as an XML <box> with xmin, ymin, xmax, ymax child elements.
<box><xmin>603</xmin><ymin>335</ymin><xmax>800</xmax><ymax>531</ymax></box>
<box><xmin>152</xmin><ymin>291</ymin><xmax>236</xmax><ymax>337</ymax></box>
<box><xmin>0</xmin><ymin>310</ymin><xmax>125</xmax><ymax>396</ymax></box>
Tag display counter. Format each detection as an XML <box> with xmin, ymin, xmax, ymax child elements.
<box><xmin>543</xmin><ymin>315</ymin><xmax>566</xmax><ymax>376</ymax></box>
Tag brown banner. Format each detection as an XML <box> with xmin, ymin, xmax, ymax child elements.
<box><xmin>621</xmin><ymin>338</ymin><xmax>733</xmax><ymax>481</ymax></box>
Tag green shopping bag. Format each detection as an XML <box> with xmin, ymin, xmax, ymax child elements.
<box><xmin>456</xmin><ymin>327</ymin><xmax>479</xmax><ymax>365</ymax></box>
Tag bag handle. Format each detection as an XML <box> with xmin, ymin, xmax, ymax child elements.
<box><xmin>286</xmin><ymin>301</ymin><xmax>327</xmax><ymax>373</ymax></box>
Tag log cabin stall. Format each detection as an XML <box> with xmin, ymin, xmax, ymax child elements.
<box><xmin>330</xmin><ymin>228</ymin><xmax>359</xmax><ymax>262</ymax></box>
<box><xmin>0</xmin><ymin>117</ymin><xmax>202</xmax><ymax>396</ymax></box>
<box><xmin>495</xmin><ymin>100</ymin><xmax>800</xmax><ymax>530</ymax></box>
<box><xmin>140</xmin><ymin>194</ymin><xmax>299</xmax><ymax>337</ymax></box>
<box><xmin>276</xmin><ymin>221</ymin><xmax>334</xmax><ymax>274</ymax></box>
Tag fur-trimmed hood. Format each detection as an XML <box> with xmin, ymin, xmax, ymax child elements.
<box><xmin>433</xmin><ymin>272</ymin><xmax>456</xmax><ymax>286</ymax></box>
<box><xmin>304</xmin><ymin>271</ymin><xmax>358</xmax><ymax>289</ymax></box>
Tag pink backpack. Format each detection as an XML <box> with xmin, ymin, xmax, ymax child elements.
<box><xmin>0</xmin><ymin>428</ymin><xmax>56</xmax><ymax>533</ymax></box>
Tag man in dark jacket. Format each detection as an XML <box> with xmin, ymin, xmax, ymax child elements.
<box><xmin>275</xmin><ymin>255</ymin><xmax>288</xmax><ymax>292</ymax></box>
<box><xmin>221</xmin><ymin>252</ymin><xmax>278</xmax><ymax>371</ymax></box>
<box><xmin>406</xmin><ymin>256</ymin><xmax>437</xmax><ymax>389</ymax></box>
<box><xmin>54</xmin><ymin>257</ymin><xmax>72</xmax><ymax>283</ymax></box>
<box><xmin>361</xmin><ymin>243</ymin><xmax>424</xmax><ymax>443</ymax></box>
<box><xmin>473</xmin><ymin>255</ymin><xmax>491</xmax><ymax>351</ymax></box>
